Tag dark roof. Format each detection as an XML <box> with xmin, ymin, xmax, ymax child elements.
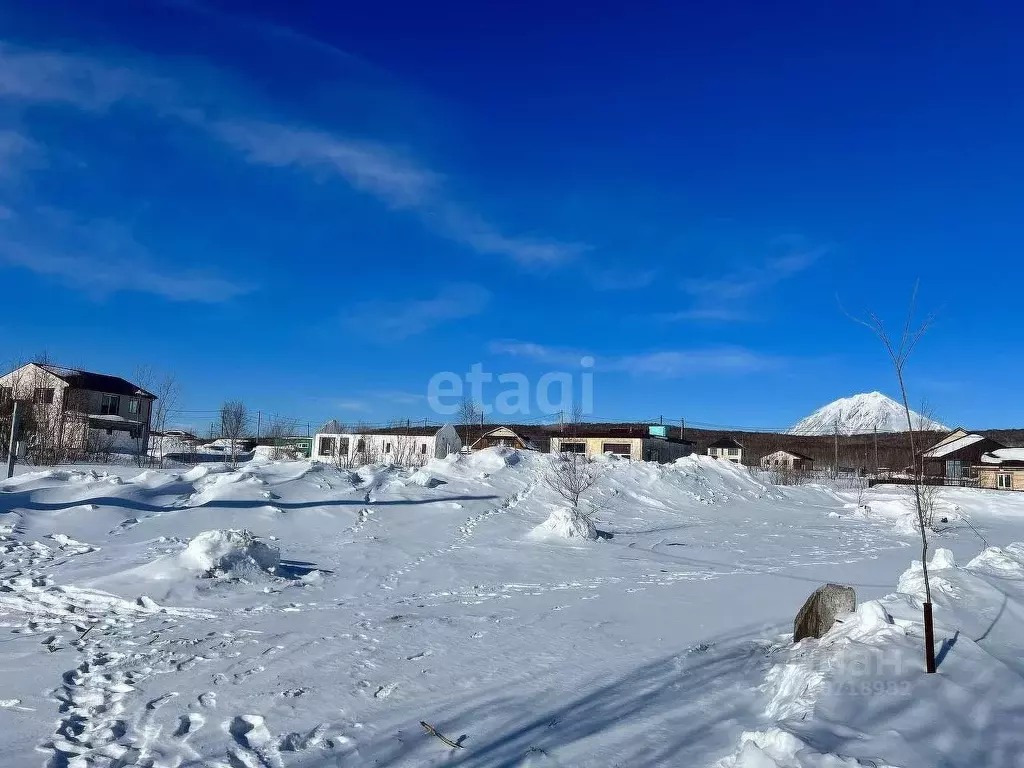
<box><xmin>37</xmin><ymin>363</ymin><xmax>156</xmax><ymax>399</ymax></box>
<box><xmin>554</xmin><ymin>425</ymin><xmax>695</xmax><ymax>445</ymax></box>
<box><xmin>708</xmin><ymin>437</ymin><xmax>743</xmax><ymax>449</ymax></box>
<box><xmin>317</xmin><ymin>422</ymin><xmax>447</xmax><ymax>436</ymax></box>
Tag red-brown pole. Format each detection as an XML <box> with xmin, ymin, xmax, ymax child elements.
<box><xmin>923</xmin><ymin>602</ymin><xmax>937</xmax><ymax>673</ymax></box>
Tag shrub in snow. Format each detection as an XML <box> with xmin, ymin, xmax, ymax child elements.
<box><xmin>530</xmin><ymin>505</ymin><xmax>598</xmax><ymax>541</ymax></box>
<box><xmin>179</xmin><ymin>529</ymin><xmax>280</xmax><ymax>579</ymax></box>
<box><xmin>793</xmin><ymin>583</ymin><xmax>856</xmax><ymax>642</ymax></box>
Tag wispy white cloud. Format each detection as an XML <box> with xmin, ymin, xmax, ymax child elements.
<box><xmin>486</xmin><ymin>340</ymin><xmax>588</xmax><ymax>367</ymax></box>
<box><xmin>682</xmin><ymin>246</ymin><xmax>825</xmax><ymax>302</ymax></box>
<box><xmin>668</xmin><ymin>243</ymin><xmax>826</xmax><ymax>323</ymax></box>
<box><xmin>0</xmin><ymin>208</ymin><xmax>253</xmax><ymax>302</ymax></box>
<box><xmin>330</xmin><ymin>399</ymin><xmax>371</xmax><ymax>412</ymax></box>
<box><xmin>586</xmin><ymin>267</ymin><xmax>658</xmax><ymax>292</ymax></box>
<box><xmin>346</xmin><ymin>283</ymin><xmax>490</xmax><ymax>341</ymax></box>
<box><xmin>371</xmin><ymin>390</ymin><xmax>427</xmax><ymax>405</ymax></box>
<box><xmin>0</xmin><ymin>41</ymin><xmax>583</xmax><ymax>267</ymax></box>
<box><xmin>489</xmin><ymin>339</ymin><xmax>780</xmax><ymax>377</ymax></box>
<box><xmin>0</xmin><ymin>129</ymin><xmax>36</xmax><ymax>179</ymax></box>
<box><xmin>608</xmin><ymin>348</ymin><xmax>781</xmax><ymax>377</ymax></box>
<box><xmin>653</xmin><ymin>307</ymin><xmax>751</xmax><ymax>323</ymax></box>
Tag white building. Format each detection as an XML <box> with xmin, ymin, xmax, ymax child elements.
<box><xmin>707</xmin><ymin>437</ymin><xmax>743</xmax><ymax>464</ymax></box>
<box><xmin>760</xmin><ymin>449</ymin><xmax>814</xmax><ymax>471</ymax></box>
<box><xmin>312</xmin><ymin>423</ymin><xmax>462</xmax><ymax>466</ymax></box>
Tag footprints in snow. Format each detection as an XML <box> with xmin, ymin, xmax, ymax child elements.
<box><xmin>382</xmin><ymin>481</ymin><xmax>539</xmax><ymax>587</ymax></box>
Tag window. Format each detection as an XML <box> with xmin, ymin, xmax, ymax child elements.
<box><xmin>385</xmin><ymin>442</ymin><xmax>392</xmax><ymax>454</ymax></box>
<box><xmin>421</xmin><ymin>443</ymin><xmax>428</xmax><ymax>454</ymax></box>
<box><xmin>356</xmin><ymin>439</ymin><xmax>366</xmax><ymax>453</ymax></box>
<box><xmin>0</xmin><ymin>386</ymin><xmax>11</xmax><ymax>403</ymax></box>
<box><xmin>998</xmin><ymin>473</ymin><xmax>1013</xmax><ymax>490</ymax></box>
<box><xmin>34</xmin><ymin>387</ymin><xmax>55</xmax><ymax>404</ymax></box>
<box><xmin>100</xmin><ymin>394</ymin><xmax>120</xmax><ymax>415</ymax></box>
<box><xmin>318</xmin><ymin>436</ymin><xmax>336</xmax><ymax>456</ymax></box>
<box><xmin>127</xmin><ymin>398</ymin><xmax>140</xmax><ymax>415</ymax></box>
<box><xmin>728</xmin><ymin>448</ymin><xmax>739</xmax><ymax>456</ymax></box>
<box><xmin>602</xmin><ymin>442</ymin><xmax>632</xmax><ymax>458</ymax></box>
<box><xmin>560</xmin><ymin>441</ymin><xmax>586</xmax><ymax>454</ymax></box>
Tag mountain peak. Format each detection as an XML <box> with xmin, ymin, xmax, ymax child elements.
<box><xmin>789</xmin><ymin>392</ymin><xmax>949</xmax><ymax>436</ymax></box>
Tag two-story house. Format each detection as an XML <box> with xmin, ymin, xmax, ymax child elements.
<box><xmin>0</xmin><ymin>362</ymin><xmax>156</xmax><ymax>460</ymax></box>
<box><xmin>707</xmin><ymin>437</ymin><xmax>744</xmax><ymax>464</ymax></box>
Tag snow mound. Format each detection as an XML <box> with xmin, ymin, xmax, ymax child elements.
<box><xmin>966</xmin><ymin>544</ymin><xmax>1024</xmax><ymax>578</ymax></box>
<box><xmin>719</xmin><ymin>542</ymin><xmax>1024</xmax><ymax>767</ymax></box>
<box><xmin>529</xmin><ymin>506</ymin><xmax>598</xmax><ymax>541</ymax></box>
<box><xmin>896</xmin><ymin>548</ymin><xmax>959</xmax><ymax>601</ymax></box>
<box><xmin>789</xmin><ymin>391</ymin><xmax>948</xmax><ymax>435</ymax></box>
<box><xmin>178</xmin><ymin>529</ymin><xmax>281</xmax><ymax>578</ymax></box>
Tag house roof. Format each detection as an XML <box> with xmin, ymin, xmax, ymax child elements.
<box><xmin>769</xmin><ymin>449</ymin><xmax>815</xmax><ymax>461</ymax></box>
<box><xmin>708</xmin><ymin>437</ymin><xmax>743</xmax><ymax>449</ymax></box>
<box><xmin>36</xmin><ymin>364</ymin><xmax>156</xmax><ymax>399</ymax></box>
<box><xmin>317</xmin><ymin>421</ymin><xmax>448</xmax><ymax>437</ymax></box>
<box><xmin>553</xmin><ymin>425</ymin><xmax>694</xmax><ymax>444</ymax></box>
<box><xmin>980</xmin><ymin>448</ymin><xmax>1024</xmax><ymax>466</ymax></box>
<box><xmin>921</xmin><ymin>433</ymin><xmax>988</xmax><ymax>458</ymax></box>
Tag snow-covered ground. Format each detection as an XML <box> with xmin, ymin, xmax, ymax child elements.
<box><xmin>1</xmin><ymin>450</ymin><xmax>1023</xmax><ymax>767</ymax></box>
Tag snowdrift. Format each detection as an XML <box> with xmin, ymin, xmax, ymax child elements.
<box><xmin>140</xmin><ymin>529</ymin><xmax>281</xmax><ymax>581</ymax></box>
<box><xmin>716</xmin><ymin>544</ymin><xmax>1024</xmax><ymax>767</ymax></box>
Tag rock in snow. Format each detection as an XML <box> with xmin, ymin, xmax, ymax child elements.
<box><xmin>788</xmin><ymin>391</ymin><xmax>948</xmax><ymax>435</ymax></box>
<box><xmin>793</xmin><ymin>583</ymin><xmax>856</xmax><ymax>642</ymax></box>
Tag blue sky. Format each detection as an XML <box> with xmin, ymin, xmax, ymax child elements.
<box><xmin>1</xmin><ymin>0</ymin><xmax>1021</xmax><ymax>433</ymax></box>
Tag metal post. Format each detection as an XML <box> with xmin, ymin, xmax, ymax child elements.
<box><xmin>7</xmin><ymin>401</ymin><xmax>22</xmax><ymax>479</ymax></box>
<box><xmin>256</xmin><ymin>410</ymin><xmax>261</xmax><ymax>442</ymax></box>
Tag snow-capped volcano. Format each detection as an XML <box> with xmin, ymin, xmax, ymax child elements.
<box><xmin>789</xmin><ymin>391</ymin><xmax>949</xmax><ymax>435</ymax></box>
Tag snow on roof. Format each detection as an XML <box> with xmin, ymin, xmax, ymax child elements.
<box><xmin>922</xmin><ymin>433</ymin><xmax>986</xmax><ymax>458</ymax></box>
<box><xmin>981</xmin><ymin>448</ymin><xmax>1024</xmax><ymax>464</ymax></box>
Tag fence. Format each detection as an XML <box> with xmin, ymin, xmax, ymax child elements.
<box><xmin>868</xmin><ymin>475</ymin><xmax>980</xmax><ymax>489</ymax></box>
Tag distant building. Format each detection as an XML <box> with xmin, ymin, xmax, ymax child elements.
<box><xmin>469</xmin><ymin>426</ymin><xmax>544</xmax><ymax>451</ymax></box>
<box><xmin>550</xmin><ymin>424</ymin><xmax>694</xmax><ymax>463</ymax></box>
<box><xmin>707</xmin><ymin>437</ymin><xmax>743</xmax><ymax>464</ymax></box>
<box><xmin>975</xmin><ymin>448</ymin><xmax>1024</xmax><ymax>492</ymax></box>
<box><xmin>312</xmin><ymin>423</ymin><xmax>461</xmax><ymax>466</ymax></box>
<box><xmin>760</xmin><ymin>449</ymin><xmax>814</xmax><ymax>471</ymax></box>
<box><xmin>920</xmin><ymin>428</ymin><xmax>1006</xmax><ymax>482</ymax></box>
<box><xmin>0</xmin><ymin>362</ymin><xmax>155</xmax><ymax>460</ymax></box>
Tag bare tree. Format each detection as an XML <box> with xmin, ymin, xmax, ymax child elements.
<box><xmin>219</xmin><ymin>400</ymin><xmax>249</xmax><ymax>467</ymax></box>
<box><xmin>847</xmin><ymin>280</ymin><xmax>937</xmax><ymax>673</ymax></box>
<box><xmin>546</xmin><ymin>452</ymin><xmax>599</xmax><ymax>511</ymax></box>
<box><xmin>147</xmin><ymin>371</ymin><xmax>180</xmax><ymax>467</ymax></box>
<box><xmin>262</xmin><ymin>417</ymin><xmax>291</xmax><ymax>460</ymax></box>
<box><xmin>458</xmin><ymin>397</ymin><xmax>482</xmax><ymax>451</ymax></box>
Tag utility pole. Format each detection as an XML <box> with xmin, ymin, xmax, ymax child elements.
<box><xmin>873</xmin><ymin>424</ymin><xmax>879</xmax><ymax>474</ymax></box>
<box><xmin>256</xmin><ymin>410</ymin><xmax>261</xmax><ymax>442</ymax></box>
<box><xmin>659</xmin><ymin>414</ymin><xmax>663</xmax><ymax>426</ymax></box>
<box><xmin>6</xmin><ymin>401</ymin><xmax>22</xmax><ymax>479</ymax></box>
<box><xmin>680</xmin><ymin>417</ymin><xmax>685</xmax><ymax>441</ymax></box>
